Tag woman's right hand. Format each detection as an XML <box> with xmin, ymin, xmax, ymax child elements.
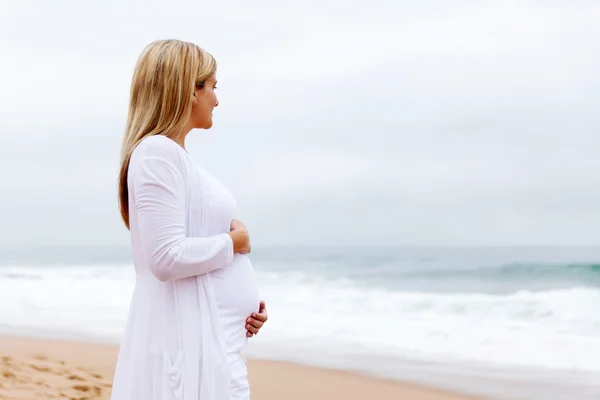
<box><xmin>229</xmin><ymin>226</ymin><xmax>251</xmax><ymax>254</ymax></box>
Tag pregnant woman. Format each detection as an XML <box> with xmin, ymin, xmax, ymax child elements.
<box><xmin>110</xmin><ymin>39</ymin><xmax>267</xmax><ymax>400</ymax></box>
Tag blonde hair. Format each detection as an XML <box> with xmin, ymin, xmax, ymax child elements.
<box><xmin>118</xmin><ymin>39</ymin><xmax>217</xmax><ymax>229</ymax></box>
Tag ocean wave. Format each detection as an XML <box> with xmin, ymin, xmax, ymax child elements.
<box><xmin>399</xmin><ymin>262</ymin><xmax>600</xmax><ymax>280</ymax></box>
<box><xmin>0</xmin><ymin>271</ymin><xmax>45</xmax><ymax>280</ymax></box>
<box><xmin>256</xmin><ymin>271</ymin><xmax>600</xmax><ymax>371</ymax></box>
<box><xmin>1</xmin><ymin>264</ymin><xmax>599</xmax><ymax>373</ymax></box>
<box><xmin>260</xmin><ymin>271</ymin><xmax>600</xmax><ymax>327</ymax></box>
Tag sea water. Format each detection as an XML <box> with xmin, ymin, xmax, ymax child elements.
<box><xmin>1</xmin><ymin>245</ymin><xmax>599</xmax><ymax>399</ymax></box>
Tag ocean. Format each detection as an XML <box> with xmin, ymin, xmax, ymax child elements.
<box><xmin>0</xmin><ymin>245</ymin><xmax>599</xmax><ymax>399</ymax></box>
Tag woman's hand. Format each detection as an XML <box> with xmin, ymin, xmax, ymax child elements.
<box><xmin>229</xmin><ymin>219</ymin><xmax>251</xmax><ymax>254</ymax></box>
<box><xmin>246</xmin><ymin>300</ymin><xmax>268</xmax><ymax>338</ymax></box>
<box><xmin>230</xmin><ymin>218</ymin><xmax>246</xmax><ymax>231</ymax></box>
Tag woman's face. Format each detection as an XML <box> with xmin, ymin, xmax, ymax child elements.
<box><xmin>191</xmin><ymin>76</ymin><xmax>219</xmax><ymax>129</ymax></box>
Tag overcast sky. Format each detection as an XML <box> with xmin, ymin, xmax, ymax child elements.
<box><xmin>0</xmin><ymin>0</ymin><xmax>599</xmax><ymax>247</ymax></box>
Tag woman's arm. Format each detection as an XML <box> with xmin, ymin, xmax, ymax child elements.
<box><xmin>131</xmin><ymin>154</ymin><xmax>244</xmax><ymax>282</ymax></box>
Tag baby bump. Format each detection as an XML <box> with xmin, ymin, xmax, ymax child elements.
<box><xmin>210</xmin><ymin>254</ymin><xmax>261</xmax><ymax>323</ymax></box>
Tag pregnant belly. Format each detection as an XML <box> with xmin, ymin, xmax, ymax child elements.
<box><xmin>210</xmin><ymin>254</ymin><xmax>261</xmax><ymax>350</ymax></box>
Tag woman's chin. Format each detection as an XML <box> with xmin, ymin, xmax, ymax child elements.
<box><xmin>195</xmin><ymin>120</ymin><xmax>213</xmax><ymax>130</ymax></box>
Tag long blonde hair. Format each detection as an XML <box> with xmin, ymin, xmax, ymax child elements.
<box><xmin>118</xmin><ymin>39</ymin><xmax>217</xmax><ymax>229</ymax></box>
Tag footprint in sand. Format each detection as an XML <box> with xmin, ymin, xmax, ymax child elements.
<box><xmin>67</xmin><ymin>373</ymin><xmax>86</xmax><ymax>381</ymax></box>
<box><xmin>28</xmin><ymin>364</ymin><xmax>53</xmax><ymax>373</ymax></box>
<box><xmin>1</xmin><ymin>370</ymin><xmax>16</xmax><ymax>379</ymax></box>
<box><xmin>34</xmin><ymin>379</ymin><xmax>50</xmax><ymax>388</ymax></box>
<box><xmin>0</xmin><ymin>354</ymin><xmax>110</xmax><ymax>399</ymax></box>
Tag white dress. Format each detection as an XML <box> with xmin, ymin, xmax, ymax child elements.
<box><xmin>110</xmin><ymin>135</ymin><xmax>261</xmax><ymax>400</ymax></box>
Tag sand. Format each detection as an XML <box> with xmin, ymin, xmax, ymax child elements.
<box><xmin>0</xmin><ymin>334</ymin><xmax>484</xmax><ymax>399</ymax></box>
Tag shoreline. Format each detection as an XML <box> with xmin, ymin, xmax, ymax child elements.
<box><xmin>0</xmin><ymin>333</ymin><xmax>485</xmax><ymax>400</ymax></box>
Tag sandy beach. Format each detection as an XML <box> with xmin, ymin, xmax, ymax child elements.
<box><xmin>0</xmin><ymin>334</ymin><xmax>484</xmax><ymax>400</ymax></box>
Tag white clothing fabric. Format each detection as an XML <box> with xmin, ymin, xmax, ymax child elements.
<box><xmin>228</xmin><ymin>353</ymin><xmax>250</xmax><ymax>400</ymax></box>
<box><xmin>110</xmin><ymin>135</ymin><xmax>260</xmax><ymax>400</ymax></box>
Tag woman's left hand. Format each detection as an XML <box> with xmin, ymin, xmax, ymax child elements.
<box><xmin>246</xmin><ymin>300</ymin><xmax>268</xmax><ymax>338</ymax></box>
<box><xmin>230</xmin><ymin>218</ymin><xmax>246</xmax><ymax>231</ymax></box>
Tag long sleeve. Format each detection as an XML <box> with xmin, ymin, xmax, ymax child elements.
<box><xmin>130</xmin><ymin>153</ymin><xmax>234</xmax><ymax>282</ymax></box>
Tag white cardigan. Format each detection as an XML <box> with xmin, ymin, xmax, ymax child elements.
<box><xmin>111</xmin><ymin>135</ymin><xmax>239</xmax><ymax>400</ymax></box>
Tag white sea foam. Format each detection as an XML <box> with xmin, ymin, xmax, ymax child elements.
<box><xmin>1</xmin><ymin>264</ymin><xmax>599</xmax><ymax>375</ymax></box>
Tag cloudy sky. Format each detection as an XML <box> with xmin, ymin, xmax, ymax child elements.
<box><xmin>1</xmin><ymin>0</ymin><xmax>599</xmax><ymax>247</ymax></box>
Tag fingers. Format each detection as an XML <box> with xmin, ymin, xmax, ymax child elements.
<box><xmin>246</xmin><ymin>316</ymin><xmax>264</xmax><ymax>330</ymax></box>
<box><xmin>246</xmin><ymin>321</ymin><xmax>261</xmax><ymax>335</ymax></box>
<box><xmin>240</xmin><ymin>246</ymin><xmax>251</xmax><ymax>254</ymax></box>
<box><xmin>250</xmin><ymin>311</ymin><xmax>267</xmax><ymax>323</ymax></box>
<box><xmin>251</xmin><ymin>302</ymin><xmax>268</xmax><ymax>322</ymax></box>
<box><xmin>230</xmin><ymin>218</ymin><xmax>246</xmax><ymax>231</ymax></box>
<box><xmin>246</xmin><ymin>300</ymin><xmax>267</xmax><ymax>338</ymax></box>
